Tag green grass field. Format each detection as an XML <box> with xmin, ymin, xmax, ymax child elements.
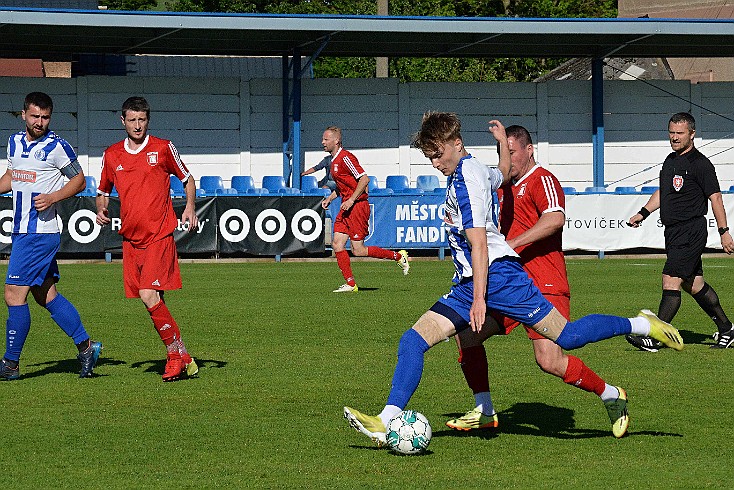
<box><xmin>1</xmin><ymin>257</ymin><xmax>733</xmax><ymax>488</ymax></box>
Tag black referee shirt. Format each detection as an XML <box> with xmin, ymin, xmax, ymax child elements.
<box><xmin>659</xmin><ymin>147</ymin><xmax>720</xmax><ymax>226</ymax></box>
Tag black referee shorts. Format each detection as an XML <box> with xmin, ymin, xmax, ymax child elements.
<box><xmin>663</xmin><ymin>216</ymin><xmax>706</xmax><ymax>281</ymax></box>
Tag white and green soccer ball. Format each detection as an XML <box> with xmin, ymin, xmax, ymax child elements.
<box><xmin>386</xmin><ymin>410</ymin><xmax>432</xmax><ymax>455</ymax></box>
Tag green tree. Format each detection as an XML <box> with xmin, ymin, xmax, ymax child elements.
<box><xmin>159</xmin><ymin>0</ymin><xmax>618</xmax><ymax>81</ymax></box>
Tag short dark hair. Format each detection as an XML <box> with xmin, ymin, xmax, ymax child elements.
<box><xmin>411</xmin><ymin>111</ymin><xmax>462</xmax><ymax>156</ymax></box>
<box><xmin>122</xmin><ymin>96</ymin><xmax>151</xmax><ymax>118</ymax></box>
<box><xmin>506</xmin><ymin>125</ymin><xmax>532</xmax><ymax>146</ymax></box>
<box><xmin>670</xmin><ymin>112</ymin><xmax>695</xmax><ymax>131</ymax></box>
<box><xmin>24</xmin><ymin>92</ymin><xmax>53</xmax><ymax>112</ymax></box>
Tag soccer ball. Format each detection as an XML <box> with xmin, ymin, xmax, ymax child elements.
<box><xmin>385</xmin><ymin>410</ymin><xmax>432</xmax><ymax>455</ymax></box>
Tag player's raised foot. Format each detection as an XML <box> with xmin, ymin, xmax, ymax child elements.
<box><xmin>445</xmin><ymin>407</ymin><xmax>498</xmax><ymax>431</ymax></box>
<box><xmin>182</xmin><ymin>353</ymin><xmax>199</xmax><ymax>377</ymax></box>
<box><xmin>343</xmin><ymin>406</ymin><xmax>387</xmax><ymax>447</ymax></box>
<box><xmin>397</xmin><ymin>249</ymin><xmax>410</xmax><ymax>275</ymax></box>
<box><xmin>604</xmin><ymin>387</ymin><xmax>629</xmax><ymax>438</ymax></box>
<box><xmin>711</xmin><ymin>328</ymin><xmax>734</xmax><ymax>349</ymax></box>
<box><xmin>162</xmin><ymin>353</ymin><xmax>185</xmax><ymax>382</ymax></box>
<box><xmin>0</xmin><ymin>358</ymin><xmax>19</xmax><ymax>381</ymax></box>
<box><xmin>78</xmin><ymin>340</ymin><xmax>103</xmax><ymax>378</ymax></box>
<box><xmin>625</xmin><ymin>334</ymin><xmax>663</xmax><ymax>353</ymax></box>
<box><xmin>638</xmin><ymin>309</ymin><xmax>683</xmax><ymax>351</ymax></box>
<box><xmin>333</xmin><ymin>283</ymin><xmax>358</xmax><ymax>293</ymax></box>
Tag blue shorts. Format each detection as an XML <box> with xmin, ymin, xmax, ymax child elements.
<box><xmin>434</xmin><ymin>257</ymin><xmax>553</xmax><ymax>332</ymax></box>
<box><xmin>6</xmin><ymin>233</ymin><xmax>60</xmax><ymax>287</ymax></box>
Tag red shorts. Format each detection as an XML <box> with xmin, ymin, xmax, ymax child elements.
<box><xmin>493</xmin><ymin>293</ymin><xmax>570</xmax><ymax>340</ymax></box>
<box><xmin>333</xmin><ymin>199</ymin><xmax>370</xmax><ymax>241</ymax></box>
<box><xmin>122</xmin><ymin>235</ymin><xmax>182</xmax><ymax>298</ymax></box>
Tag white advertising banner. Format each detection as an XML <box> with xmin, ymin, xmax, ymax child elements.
<box><xmin>564</xmin><ymin>194</ymin><xmax>734</xmax><ymax>252</ymax></box>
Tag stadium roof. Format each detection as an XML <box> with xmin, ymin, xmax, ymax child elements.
<box><xmin>2</xmin><ymin>8</ymin><xmax>734</xmax><ymax>60</ymax></box>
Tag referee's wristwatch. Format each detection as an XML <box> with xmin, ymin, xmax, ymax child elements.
<box><xmin>719</xmin><ymin>226</ymin><xmax>729</xmax><ymax>236</ymax></box>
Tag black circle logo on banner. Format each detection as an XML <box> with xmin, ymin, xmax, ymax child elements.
<box><xmin>67</xmin><ymin>210</ymin><xmax>102</xmax><ymax>244</ymax></box>
<box><xmin>219</xmin><ymin>209</ymin><xmax>251</xmax><ymax>243</ymax></box>
<box><xmin>255</xmin><ymin>209</ymin><xmax>286</xmax><ymax>243</ymax></box>
<box><xmin>0</xmin><ymin>210</ymin><xmax>13</xmax><ymax>244</ymax></box>
<box><xmin>291</xmin><ymin>209</ymin><xmax>322</xmax><ymax>242</ymax></box>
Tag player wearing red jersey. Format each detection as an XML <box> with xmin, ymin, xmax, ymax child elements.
<box><xmin>445</xmin><ymin>125</ymin><xmax>629</xmax><ymax>438</ymax></box>
<box><xmin>95</xmin><ymin>96</ymin><xmax>199</xmax><ymax>382</ymax></box>
<box><xmin>320</xmin><ymin>126</ymin><xmax>410</xmax><ymax>292</ymax></box>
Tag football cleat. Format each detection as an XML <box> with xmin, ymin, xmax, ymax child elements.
<box><xmin>637</xmin><ymin>309</ymin><xmax>683</xmax><ymax>351</ymax></box>
<box><xmin>182</xmin><ymin>353</ymin><xmax>199</xmax><ymax>377</ymax></box>
<box><xmin>78</xmin><ymin>340</ymin><xmax>103</xmax><ymax>378</ymax></box>
<box><xmin>604</xmin><ymin>387</ymin><xmax>629</xmax><ymax>438</ymax></box>
<box><xmin>711</xmin><ymin>328</ymin><xmax>734</xmax><ymax>349</ymax></box>
<box><xmin>343</xmin><ymin>406</ymin><xmax>387</xmax><ymax>447</ymax></box>
<box><xmin>625</xmin><ymin>334</ymin><xmax>663</xmax><ymax>353</ymax></box>
<box><xmin>0</xmin><ymin>358</ymin><xmax>20</xmax><ymax>381</ymax></box>
<box><xmin>162</xmin><ymin>353</ymin><xmax>185</xmax><ymax>382</ymax></box>
<box><xmin>333</xmin><ymin>283</ymin><xmax>358</xmax><ymax>293</ymax></box>
<box><xmin>445</xmin><ymin>407</ymin><xmax>499</xmax><ymax>431</ymax></box>
<box><xmin>397</xmin><ymin>250</ymin><xmax>410</xmax><ymax>276</ymax></box>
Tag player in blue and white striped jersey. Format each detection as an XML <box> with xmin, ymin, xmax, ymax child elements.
<box><xmin>0</xmin><ymin>92</ymin><xmax>101</xmax><ymax>380</ymax></box>
<box><xmin>344</xmin><ymin>112</ymin><xmax>684</xmax><ymax>446</ymax></box>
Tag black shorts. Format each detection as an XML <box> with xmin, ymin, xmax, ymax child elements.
<box><xmin>663</xmin><ymin>217</ymin><xmax>706</xmax><ymax>281</ymax></box>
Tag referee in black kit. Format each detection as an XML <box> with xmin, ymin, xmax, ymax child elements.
<box><xmin>626</xmin><ymin>112</ymin><xmax>734</xmax><ymax>351</ymax></box>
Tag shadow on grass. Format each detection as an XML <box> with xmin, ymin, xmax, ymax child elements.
<box><xmin>130</xmin><ymin>358</ymin><xmax>227</xmax><ymax>377</ymax></box>
<box><xmin>22</xmin><ymin>357</ymin><xmax>126</xmax><ymax>379</ymax></box>
<box><xmin>679</xmin><ymin>329</ymin><xmax>715</xmax><ymax>346</ymax></box>
<box><xmin>439</xmin><ymin>402</ymin><xmax>682</xmax><ymax>440</ymax></box>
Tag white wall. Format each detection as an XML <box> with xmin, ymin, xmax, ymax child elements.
<box><xmin>1</xmin><ymin>76</ymin><xmax>733</xmax><ymax>192</ymax></box>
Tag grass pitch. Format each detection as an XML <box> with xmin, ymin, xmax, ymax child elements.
<box><xmin>1</xmin><ymin>257</ymin><xmax>733</xmax><ymax>488</ymax></box>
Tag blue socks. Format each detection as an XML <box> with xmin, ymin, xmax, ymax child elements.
<box><xmin>556</xmin><ymin>314</ymin><xmax>632</xmax><ymax>350</ymax></box>
<box><xmin>386</xmin><ymin>328</ymin><xmax>430</xmax><ymax>409</ymax></box>
<box><xmin>45</xmin><ymin>293</ymin><xmax>89</xmax><ymax>345</ymax></box>
<box><xmin>5</xmin><ymin>304</ymin><xmax>31</xmax><ymax>362</ymax></box>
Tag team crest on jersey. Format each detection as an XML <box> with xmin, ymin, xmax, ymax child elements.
<box><xmin>518</xmin><ymin>183</ymin><xmax>527</xmax><ymax>197</ymax></box>
<box><xmin>673</xmin><ymin>174</ymin><xmax>684</xmax><ymax>192</ymax></box>
<box><xmin>34</xmin><ymin>149</ymin><xmax>47</xmax><ymax>161</ymax></box>
<box><xmin>147</xmin><ymin>152</ymin><xmax>158</xmax><ymax>166</ymax></box>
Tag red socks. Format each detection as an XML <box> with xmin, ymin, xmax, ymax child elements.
<box><xmin>367</xmin><ymin>246</ymin><xmax>397</xmax><ymax>260</ymax></box>
<box><xmin>335</xmin><ymin>250</ymin><xmax>356</xmax><ymax>286</ymax></box>
<box><xmin>147</xmin><ymin>300</ymin><xmax>181</xmax><ymax>347</ymax></box>
<box><xmin>458</xmin><ymin>345</ymin><xmax>490</xmax><ymax>394</ymax></box>
<box><xmin>562</xmin><ymin>355</ymin><xmax>606</xmax><ymax>396</ymax></box>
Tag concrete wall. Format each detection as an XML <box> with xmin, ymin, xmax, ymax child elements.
<box><xmin>1</xmin><ymin>76</ymin><xmax>733</xmax><ymax>191</ymax></box>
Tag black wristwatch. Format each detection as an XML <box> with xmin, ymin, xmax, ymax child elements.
<box><xmin>719</xmin><ymin>227</ymin><xmax>729</xmax><ymax>236</ymax></box>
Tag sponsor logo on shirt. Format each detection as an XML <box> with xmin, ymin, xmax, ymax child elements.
<box><xmin>11</xmin><ymin>169</ymin><xmax>36</xmax><ymax>183</ymax></box>
<box><xmin>147</xmin><ymin>152</ymin><xmax>158</xmax><ymax>166</ymax></box>
<box><xmin>116</xmin><ymin>165</ymin><xmax>124</xmax><ymax>171</ymax></box>
<box><xmin>673</xmin><ymin>174</ymin><xmax>684</xmax><ymax>192</ymax></box>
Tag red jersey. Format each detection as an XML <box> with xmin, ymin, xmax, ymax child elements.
<box><xmin>99</xmin><ymin>135</ymin><xmax>190</xmax><ymax>248</ymax></box>
<box><xmin>497</xmin><ymin>164</ymin><xmax>569</xmax><ymax>297</ymax></box>
<box><xmin>330</xmin><ymin>148</ymin><xmax>368</xmax><ymax>202</ymax></box>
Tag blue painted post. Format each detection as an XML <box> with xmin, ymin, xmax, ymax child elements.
<box><xmin>292</xmin><ymin>48</ymin><xmax>302</xmax><ymax>189</ymax></box>
<box><xmin>282</xmin><ymin>55</ymin><xmax>290</xmax><ymax>181</ymax></box>
<box><xmin>591</xmin><ymin>58</ymin><xmax>605</xmax><ymax>188</ymax></box>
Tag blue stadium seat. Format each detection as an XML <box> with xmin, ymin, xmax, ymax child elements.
<box><xmin>584</xmin><ymin>186</ymin><xmax>611</xmax><ymax>194</ymax></box>
<box><xmin>729</xmin><ymin>185</ymin><xmax>734</xmax><ymax>193</ymax></box>
<box><xmin>215</xmin><ymin>188</ymin><xmax>237</xmax><ymax>196</ymax></box>
<box><xmin>385</xmin><ymin>175</ymin><xmax>410</xmax><ymax>192</ymax></box>
<box><xmin>640</xmin><ymin>186</ymin><xmax>659</xmax><ymax>194</ymax></box>
<box><xmin>368</xmin><ymin>175</ymin><xmax>380</xmax><ymax>192</ymax></box>
<box><xmin>614</xmin><ymin>186</ymin><xmax>638</xmax><ymax>194</ymax></box>
<box><xmin>386</xmin><ymin>175</ymin><xmax>422</xmax><ymax>194</ymax></box>
<box><xmin>200</xmin><ymin>175</ymin><xmax>224</xmax><ymax>194</ymax></box>
<box><xmin>247</xmin><ymin>188</ymin><xmax>269</xmax><ymax>195</ymax></box>
<box><xmin>369</xmin><ymin>188</ymin><xmax>394</xmax><ymax>196</ymax></box>
<box><xmin>231</xmin><ymin>176</ymin><xmax>255</xmax><ymax>194</ymax></box>
<box><xmin>416</xmin><ymin>175</ymin><xmax>440</xmax><ymax>192</ymax></box>
<box><xmin>79</xmin><ymin>176</ymin><xmax>97</xmax><ymax>196</ymax></box>
<box><xmin>561</xmin><ymin>186</ymin><xmax>577</xmax><ymax>195</ymax></box>
<box><xmin>262</xmin><ymin>175</ymin><xmax>286</xmax><ymax>193</ymax></box>
<box><xmin>278</xmin><ymin>187</ymin><xmax>300</xmax><ymax>195</ymax></box>
<box><xmin>170</xmin><ymin>175</ymin><xmax>185</xmax><ymax>196</ymax></box>
<box><xmin>300</xmin><ymin>175</ymin><xmax>330</xmax><ymax>197</ymax></box>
